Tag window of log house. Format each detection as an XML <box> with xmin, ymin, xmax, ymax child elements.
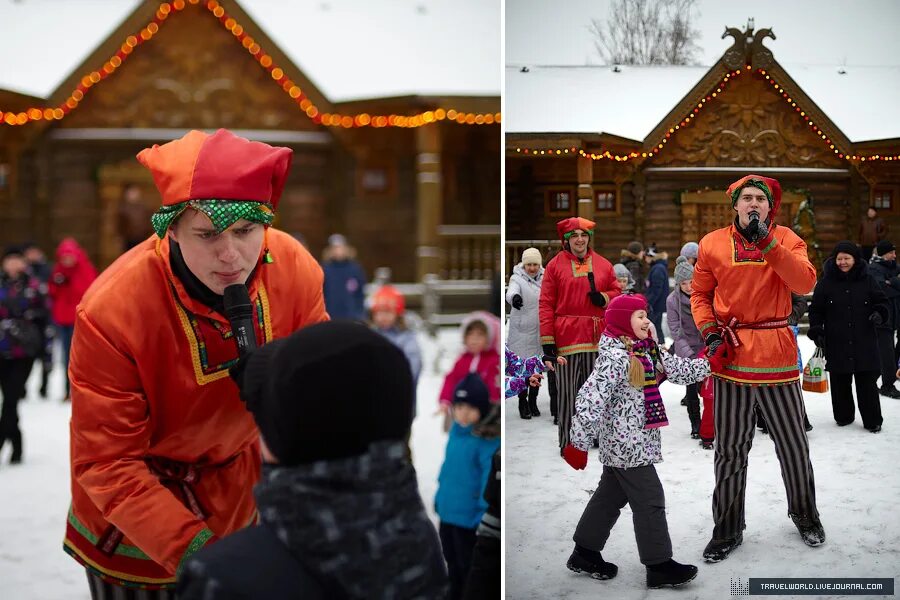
<box><xmin>873</xmin><ymin>188</ymin><xmax>894</xmax><ymax>211</ymax></box>
<box><xmin>594</xmin><ymin>188</ymin><xmax>617</xmax><ymax>214</ymax></box>
<box><xmin>545</xmin><ymin>188</ymin><xmax>575</xmax><ymax>216</ymax></box>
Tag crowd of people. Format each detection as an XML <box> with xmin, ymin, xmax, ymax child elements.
<box><xmin>0</xmin><ymin>239</ymin><xmax>96</xmax><ymax>464</ymax></box>
<box><xmin>505</xmin><ymin>174</ymin><xmax>895</xmax><ymax>590</ymax></box>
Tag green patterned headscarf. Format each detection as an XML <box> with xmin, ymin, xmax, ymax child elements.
<box><xmin>151</xmin><ymin>199</ymin><xmax>275</xmax><ymax>238</ymax></box>
<box><xmin>729</xmin><ymin>179</ymin><xmax>773</xmax><ymax>208</ymax></box>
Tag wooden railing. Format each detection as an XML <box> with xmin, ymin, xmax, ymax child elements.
<box><xmin>505</xmin><ymin>240</ymin><xmax>561</xmax><ymax>279</ymax></box>
<box><xmin>438</xmin><ymin>224</ymin><xmax>500</xmax><ymax>280</ymax></box>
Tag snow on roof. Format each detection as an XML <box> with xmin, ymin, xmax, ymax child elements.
<box><xmin>0</xmin><ymin>0</ymin><xmax>500</xmax><ymax>103</ymax></box>
<box><xmin>506</xmin><ymin>63</ymin><xmax>900</xmax><ymax>143</ymax></box>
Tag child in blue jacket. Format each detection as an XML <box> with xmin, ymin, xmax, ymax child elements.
<box><xmin>435</xmin><ymin>373</ymin><xmax>501</xmax><ymax>599</ymax></box>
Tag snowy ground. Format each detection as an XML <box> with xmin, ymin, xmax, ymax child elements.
<box><xmin>0</xmin><ymin>326</ymin><xmax>459</xmax><ymax>600</ymax></box>
<box><xmin>506</xmin><ymin>335</ymin><xmax>900</xmax><ymax>599</ymax></box>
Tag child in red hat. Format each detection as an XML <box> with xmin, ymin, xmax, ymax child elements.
<box><xmin>561</xmin><ymin>294</ymin><xmax>728</xmax><ymax>589</ymax></box>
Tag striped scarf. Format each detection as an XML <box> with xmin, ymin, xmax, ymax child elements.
<box><xmin>623</xmin><ymin>337</ymin><xmax>669</xmax><ymax>429</ymax></box>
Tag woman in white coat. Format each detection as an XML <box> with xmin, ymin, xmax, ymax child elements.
<box><xmin>506</xmin><ymin>247</ymin><xmax>549</xmax><ymax>420</ymax></box>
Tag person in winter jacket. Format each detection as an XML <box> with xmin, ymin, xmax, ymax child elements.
<box><xmin>48</xmin><ymin>238</ymin><xmax>98</xmax><ymax>401</ymax></box>
<box><xmin>619</xmin><ymin>241</ymin><xmax>646</xmax><ymax>294</ymax></box>
<box><xmin>370</xmin><ymin>285</ymin><xmax>422</xmax><ymax>401</ymax></box>
<box><xmin>692</xmin><ymin>174</ymin><xmax>822</xmax><ymax>562</ymax></box>
<box><xmin>177</xmin><ymin>321</ymin><xmax>448</xmax><ymax>599</ymax></box>
<box><xmin>613</xmin><ymin>263</ymin><xmax>635</xmax><ymax>292</ymax></box>
<box><xmin>506</xmin><ymin>247</ymin><xmax>549</xmax><ymax>419</ymax></box>
<box><xmin>436</xmin><ymin>371</ymin><xmax>501</xmax><ymax>600</ymax></box>
<box><xmin>808</xmin><ymin>241</ymin><xmax>887</xmax><ymax>433</ymax></box>
<box><xmin>562</xmin><ymin>294</ymin><xmax>727</xmax><ymax>589</ymax></box>
<box><xmin>859</xmin><ymin>206</ymin><xmax>887</xmax><ymax>262</ymax></box>
<box><xmin>322</xmin><ymin>233</ymin><xmax>367</xmax><ymax>321</ymax></box>
<box><xmin>666</xmin><ymin>256</ymin><xmax>704</xmax><ymax>440</ymax></box>
<box><xmin>63</xmin><ymin>129</ymin><xmax>329</xmax><ymax>597</ymax></box>
<box><xmin>867</xmin><ymin>240</ymin><xmax>900</xmax><ymax>398</ymax></box>
<box><xmin>540</xmin><ymin>217</ymin><xmax>621</xmax><ymax>450</ymax></box>
<box><xmin>644</xmin><ymin>248</ymin><xmax>670</xmax><ymax>341</ymax></box>
<box><xmin>438</xmin><ymin>311</ymin><xmax>501</xmax><ymax>430</ymax></box>
<box><xmin>23</xmin><ymin>242</ymin><xmax>54</xmax><ymax>398</ymax></box>
<box><xmin>0</xmin><ymin>245</ymin><xmax>51</xmax><ymax>464</ymax></box>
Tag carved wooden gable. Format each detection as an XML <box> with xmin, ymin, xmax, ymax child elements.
<box><xmin>654</xmin><ymin>72</ymin><xmax>844</xmax><ymax>169</ymax></box>
<box><xmin>60</xmin><ymin>6</ymin><xmax>319</xmax><ymax>131</ymax></box>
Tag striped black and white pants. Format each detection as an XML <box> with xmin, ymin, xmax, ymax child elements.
<box><xmin>86</xmin><ymin>571</ymin><xmax>174</xmax><ymax>600</ymax></box>
<box><xmin>557</xmin><ymin>351</ymin><xmax>598</xmax><ymax>450</ymax></box>
<box><xmin>711</xmin><ymin>379</ymin><xmax>819</xmax><ymax>540</ymax></box>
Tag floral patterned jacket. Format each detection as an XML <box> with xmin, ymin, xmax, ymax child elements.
<box><xmin>570</xmin><ymin>335</ymin><xmax>710</xmax><ymax>468</ymax></box>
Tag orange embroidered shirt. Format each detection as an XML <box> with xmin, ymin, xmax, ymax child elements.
<box><xmin>64</xmin><ymin>229</ymin><xmax>328</xmax><ymax>588</ymax></box>
<box><xmin>691</xmin><ymin>224</ymin><xmax>816</xmax><ymax>385</ymax></box>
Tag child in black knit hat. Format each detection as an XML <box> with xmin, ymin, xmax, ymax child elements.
<box><xmin>435</xmin><ymin>371</ymin><xmax>501</xmax><ymax>600</ymax></box>
<box><xmin>178</xmin><ymin>320</ymin><xmax>448</xmax><ymax>599</ymax></box>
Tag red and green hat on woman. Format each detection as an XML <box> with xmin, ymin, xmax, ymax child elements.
<box><xmin>138</xmin><ymin>129</ymin><xmax>292</xmax><ymax>241</ymax></box>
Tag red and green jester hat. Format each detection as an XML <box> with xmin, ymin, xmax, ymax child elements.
<box><xmin>538</xmin><ymin>217</ymin><xmax>622</xmax><ymax>356</ymax></box>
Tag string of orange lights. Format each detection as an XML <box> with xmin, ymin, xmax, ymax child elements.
<box><xmin>0</xmin><ymin>0</ymin><xmax>500</xmax><ymax>129</ymax></box>
<box><xmin>512</xmin><ymin>66</ymin><xmax>899</xmax><ymax>162</ymax></box>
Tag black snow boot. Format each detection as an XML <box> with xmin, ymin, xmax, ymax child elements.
<box><xmin>528</xmin><ymin>391</ymin><xmax>541</xmax><ymax>417</ymax></box>
<box><xmin>687</xmin><ymin>399</ymin><xmax>701</xmax><ymax>439</ymax></box>
<box><xmin>518</xmin><ymin>396</ymin><xmax>531</xmax><ymax>420</ymax></box>
<box><xmin>879</xmin><ymin>385</ymin><xmax>900</xmax><ymax>399</ymax></box>
<box><xmin>566</xmin><ymin>545</ymin><xmax>618</xmax><ymax>580</ymax></box>
<box><xmin>680</xmin><ymin>396</ymin><xmax>687</xmax><ymax>406</ymax></box>
<box><xmin>702</xmin><ymin>532</ymin><xmax>743</xmax><ymax>562</ymax></box>
<box><xmin>700</xmin><ymin>439</ymin><xmax>714</xmax><ymax>450</ymax></box>
<box><xmin>804</xmin><ymin>415</ymin><xmax>813</xmax><ymax>432</ymax></box>
<box><xmin>646</xmin><ymin>559</ymin><xmax>698</xmax><ymax>588</ymax></box>
<box><xmin>790</xmin><ymin>514</ymin><xmax>825</xmax><ymax>546</ymax></box>
<box><xmin>9</xmin><ymin>430</ymin><xmax>22</xmax><ymax>464</ymax></box>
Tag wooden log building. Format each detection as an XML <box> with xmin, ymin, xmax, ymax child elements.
<box><xmin>0</xmin><ymin>0</ymin><xmax>500</xmax><ymax>284</ymax></box>
<box><xmin>505</xmin><ymin>24</ymin><xmax>900</xmax><ymax>277</ymax></box>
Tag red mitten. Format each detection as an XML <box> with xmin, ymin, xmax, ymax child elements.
<box><xmin>701</xmin><ymin>343</ymin><xmax>733</xmax><ymax>373</ymax></box>
<box><xmin>562</xmin><ymin>444</ymin><xmax>588</xmax><ymax>470</ymax></box>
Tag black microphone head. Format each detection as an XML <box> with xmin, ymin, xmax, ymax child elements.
<box><xmin>749</xmin><ymin>211</ymin><xmax>760</xmax><ymax>222</ymax></box>
<box><xmin>224</xmin><ymin>284</ymin><xmax>253</xmax><ymax>318</ymax></box>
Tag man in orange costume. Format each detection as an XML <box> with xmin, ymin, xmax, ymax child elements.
<box><xmin>539</xmin><ymin>217</ymin><xmax>621</xmax><ymax>450</ymax></box>
<box><xmin>691</xmin><ymin>175</ymin><xmax>823</xmax><ymax>563</ymax></box>
<box><xmin>63</xmin><ymin>129</ymin><xmax>328</xmax><ymax>596</ymax></box>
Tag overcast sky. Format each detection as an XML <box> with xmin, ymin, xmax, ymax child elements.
<box><xmin>506</xmin><ymin>0</ymin><xmax>900</xmax><ymax>66</ymax></box>
<box><xmin>0</xmin><ymin>0</ymin><xmax>501</xmax><ymax>100</ymax></box>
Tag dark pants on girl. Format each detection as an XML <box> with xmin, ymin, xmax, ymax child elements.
<box><xmin>0</xmin><ymin>358</ymin><xmax>34</xmax><ymax>462</ymax></box>
<box><xmin>439</xmin><ymin>522</ymin><xmax>477</xmax><ymax>600</ymax></box>
<box><xmin>573</xmin><ymin>464</ymin><xmax>672</xmax><ymax>565</ymax></box>
<box><xmin>712</xmin><ymin>380</ymin><xmax>818</xmax><ymax>540</ymax></box>
<box><xmin>829</xmin><ymin>371</ymin><xmax>883</xmax><ymax>430</ymax></box>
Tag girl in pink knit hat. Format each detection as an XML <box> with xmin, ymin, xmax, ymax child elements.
<box><xmin>560</xmin><ymin>294</ymin><xmax>729</xmax><ymax>589</ymax></box>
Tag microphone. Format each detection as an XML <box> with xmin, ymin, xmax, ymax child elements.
<box><xmin>224</xmin><ymin>284</ymin><xmax>257</xmax><ymax>358</ymax></box>
<box><xmin>748</xmin><ymin>211</ymin><xmax>761</xmax><ymax>240</ymax></box>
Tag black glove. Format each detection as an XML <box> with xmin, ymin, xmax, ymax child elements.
<box><xmin>542</xmin><ymin>344</ymin><xmax>557</xmax><ymax>364</ymax></box>
<box><xmin>511</xmin><ymin>294</ymin><xmax>523</xmax><ymax>310</ymax></box>
<box><xmin>869</xmin><ymin>311</ymin><xmax>884</xmax><ymax>326</ymax></box>
<box><xmin>704</xmin><ymin>332</ymin><xmax>724</xmax><ymax>354</ymax></box>
<box><xmin>587</xmin><ymin>291</ymin><xmax>607</xmax><ymax>307</ymax></box>
<box><xmin>807</xmin><ymin>328</ymin><xmax>824</xmax><ymax>348</ymax></box>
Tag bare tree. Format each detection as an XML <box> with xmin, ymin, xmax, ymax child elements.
<box><xmin>589</xmin><ymin>0</ymin><xmax>702</xmax><ymax>65</ymax></box>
